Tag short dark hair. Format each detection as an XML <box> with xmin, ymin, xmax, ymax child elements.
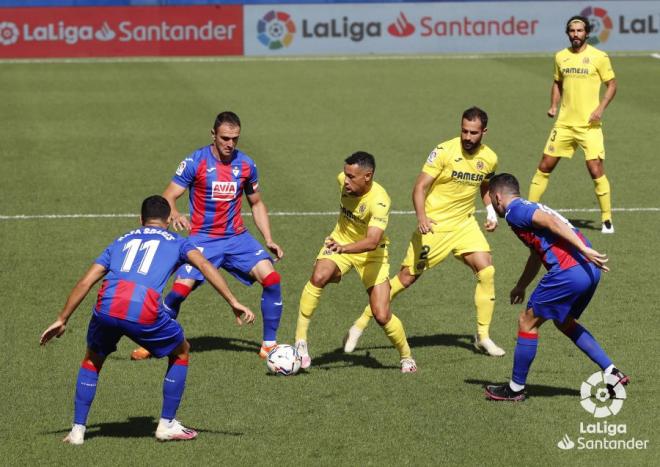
<box><xmin>488</xmin><ymin>173</ymin><xmax>521</xmax><ymax>195</ymax></box>
<box><xmin>462</xmin><ymin>106</ymin><xmax>488</xmax><ymax>130</ymax></box>
<box><xmin>566</xmin><ymin>15</ymin><xmax>591</xmax><ymax>35</ymax></box>
<box><xmin>213</xmin><ymin>111</ymin><xmax>241</xmax><ymax>132</ymax></box>
<box><xmin>141</xmin><ymin>195</ymin><xmax>171</xmax><ymax>223</ymax></box>
<box><xmin>344</xmin><ymin>151</ymin><xmax>375</xmax><ymax>172</ymax></box>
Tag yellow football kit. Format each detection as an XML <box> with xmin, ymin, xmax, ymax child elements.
<box><xmin>316</xmin><ymin>172</ymin><xmax>391</xmax><ymax>289</ymax></box>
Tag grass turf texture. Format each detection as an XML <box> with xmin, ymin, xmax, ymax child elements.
<box><xmin>1</xmin><ymin>56</ymin><xmax>658</xmax><ymax>465</ymax></box>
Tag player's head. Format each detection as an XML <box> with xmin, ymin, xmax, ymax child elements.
<box><xmin>211</xmin><ymin>111</ymin><xmax>241</xmax><ymax>158</ymax></box>
<box><xmin>488</xmin><ymin>173</ymin><xmax>521</xmax><ymax>217</ymax></box>
<box><xmin>141</xmin><ymin>195</ymin><xmax>171</xmax><ymax>226</ymax></box>
<box><xmin>461</xmin><ymin>107</ymin><xmax>488</xmax><ymax>154</ymax></box>
<box><xmin>565</xmin><ymin>15</ymin><xmax>590</xmax><ymax>50</ymax></box>
<box><xmin>343</xmin><ymin>151</ymin><xmax>375</xmax><ymax>196</ymax></box>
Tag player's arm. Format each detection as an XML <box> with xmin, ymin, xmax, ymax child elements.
<box><xmin>589</xmin><ymin>78</ymin><xmax>617</xmax><ymax>124</ymax></box>
<box><xmin>412</xmin><ymin>172</ymin><xmax>436</xmax><ymax>234</ymax></box>
<box><xmin>531</xmin><ymin>210</ymin><xmax>609</xmax><ymax>271</ymax></box>
<box><xmin>162</xmin><ymin>181</ymin><xmax>190</xmax><ymax>231</ymax></box>
<box><xmin>186</xmin><ymin>250</ymin><xmax>255</xmax><ymax>325</ymax></box>
<box><xmin>510</xmin><ymin>250</ymin><xmax>543</xmax><ymax>304</ymax></box>
<box><xmin>40</xmin><ymin>264</ymin><xmax>107</xmax><ymax>345</ymax></box>
<box><xmin>547</xmin><ymin>80</ymin><xmax>562</xmax><ymax>118</ymax></box>
<box><xmin>480</xmin><ymin>181</ymin><xmax>498</xmax><ymax>232</ymax></box>
<box><xmin>246</xmin><ymin>191</ymin><xmax>283</xmax><ymax>260</ymax></box>
<box><xmin>325</xmin><ymin>226</ymin><xmax>384</xmax><ymax>254</ymax></box>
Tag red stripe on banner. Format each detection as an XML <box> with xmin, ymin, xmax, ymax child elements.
<box><xmin>108</xmin><ymin>280</ymin><xmax>136</xmax><ymax>319</ymax></box>
<box><xmin>0</xmin><ymin>5</ymin><xmax>243</xmax><ymax>59</ymax></box>
<box><xmin>518</xmin><ymin>331</ymin><xmax>538</xmax><ymax>340</ymax></box>
<box><xmin>137</xmin><ymin>288</ymin><xmax>161</xmax><ymax>324</ymax></box>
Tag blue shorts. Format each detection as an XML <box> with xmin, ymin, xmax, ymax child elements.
<box><xmin>528</xmin><ymin>263</ymin><xmax>601</xmax><ymax>323</ymax></box>
<box><xmin>86</xmin><ymin>311</ymin><xmax>184</xmax><ymax>358</ymax></box>
<box><xmin>176</xmin><ymin>231</ymin><xmax>272</xmax><ymax>286</ymax></box>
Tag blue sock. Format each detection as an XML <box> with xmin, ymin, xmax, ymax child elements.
<box><xmin>261</xmin><ymin>272</ymin><xmax>283</xmax><ymax>342</ymax></box>
<box><xmin>161</xmin><ymin>358</ymin><xmax>188</xmax><ymax>420</ymax></box>
<box><xmin>511</xmin><ymin>332</ymin><xmax>538</xmax><ymax>386</ymax></box>
<box><xmin>73</xmin><ymin>365</ymin><xmax>99</xmax><ymax>426</ymax></box>
<box><xmin>163</xmin><ymin>283</ymin><xmax>192</xmax><ymax>319</ymax></box>
<box><xmin>562</xmin><ymin>322</ymin><xmax>613</xmax><ymax>370</ymax></box>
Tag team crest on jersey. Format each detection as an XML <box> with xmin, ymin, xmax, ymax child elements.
<box><xmin>358</xmin><ymin>203</ymin><xmax>366</xmax><ymax>214</ymax></box>
<box><xmin>427</xmin><ymin>149</ymin><xmax>438</xmax><ymax>164</ymax></box>
<box><xmin>176</xmin><ymin>161</ymin><xmax>186</xmax><ymax>176</ymax></box>
<box><xmin>212</xmin><ymin>181</ymin><xmax>238</xmax><ymax>201</ymax></box>
<box><xmin>476</xmin><ymin>160</ymin><xmax>484</xmax><ymax>171</ymax></box>
<box><xmin>232</xmin><ymin>166</ymin><xmax>240</xmax><ymax>177</ymax></box>
<box><xmin>582</xmin><ymin>57</ymin><xmax>590</xmax><ymax>65</ymax></box>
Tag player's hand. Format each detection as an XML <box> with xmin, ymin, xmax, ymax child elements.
<box><xmin>40</xmin><ymin>319</ymin><xmax>66</xmax><ymax>345</ymax></box>
<box><xmin>588</xmin><ymin>107</ymin><xmax>604</xmax><ymax>124</ymax></box>
<box><xmin>510</xmin><ymin>286</ymin><xmax>526</xmax><ymax>305</ymax></box>
<box><xmin>484</xmin><ymin>219</ymin><xmax>498</xmax><ymax>232</ymax></box>
<box><xmin>417</xmin><ymin>217</ymin><xmax>436</xmax><ymax>234</ymax></box>
<box><xmin>583</xmin><ymin>247</ymin><xmax>610</xmax><ymax>272</ymax></box>
<box><xmin>266</xmin><ymin>241</ymin><xmax>284</xmax><ymax>262</ymax></box>
<box><xmin>547</xmin><ymin>107</ymin><xmax>557</xmax><ymax>118</ymax></box>
<box><xmin>324</xmin><ymin>237</ymin><xmax>344</xmax><ymax>254</ymax></box>
<box><xmin>171</xmin><ymin>214</ymin><xmax>191</xmax><ymax>231</ymax></box>
<box><xmin>231</xmin><ymin>303</ymin><xmax>255</xmax><ymax>325</ymax></box>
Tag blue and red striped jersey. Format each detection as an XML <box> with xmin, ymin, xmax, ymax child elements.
<box><xmin>93</xmin><ymin>227</ymin><xmax>196</xmax><ymax>324</ymax></box>
<box><xmin>172</xmin><ymin>146</ymin><xmax>259</xmax><ymax>238</ymax></box>
<box><xmin>505</xmin><ymin>198</ymin><xmax>592</xmax><ymax>272</ymax></box>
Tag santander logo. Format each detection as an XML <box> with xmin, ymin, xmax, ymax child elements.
<box><xmin>388</xmin><ymin>12</ymin><xmax>415</xmax><ymax>37</ymax></box>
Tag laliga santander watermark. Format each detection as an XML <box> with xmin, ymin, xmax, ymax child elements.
<box><xmin>556</xmin><ymin>371</ymin><xmax>649</xmax><ymax>451</ymax></box>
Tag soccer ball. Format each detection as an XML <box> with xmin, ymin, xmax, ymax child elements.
<box><xmin>266</xmin><ymin>344</ymin><xmax>302</xmax><ymax>376</ymax></box>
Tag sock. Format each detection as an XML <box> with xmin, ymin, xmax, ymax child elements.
<box><xmin>161</xmin><ymin>357</ymin><xmax>189</xmax><ymax>421</ymax></box>
<box><xmin>261</xmin><ymin>272</ymin><xmax>283</xmax><ymax>342</ymax></box>
<box><xmin>381</xmin><ymin>314</ymin><xmax>412</xmax><ymax>360</ymax></box>
<box><xmin>509</xmin><ymin>380</ymin><xmax>525</xmax><ymax>392</ymax></box>
<box><xmin>604</xmin><ymin>364</ymin><xmax>615</xmax><ymax>374</ymax></box>
<box><xmin>593</xmin><ymin>175</ymin><xmax>612</xmax><ymax>223</ymax></box>
<box><xmin>73</xmin><ymin>361</ymin><xmax>100</xmax><ymax>426</ymax></box>
<box><xmin>354</xmin><ymin>275</ymin><xmax>407</xmax><ymax>331</ymax></box>
<box><xmin>295</xmin><ymin>282</ymin><xmax>323</xmax><ymax>342</ymax></box>
<box><xmin>162</xmin><ymin>283</ymin><xmax>192</xmax><ymax>319</ymax></box>
<box><xmin>511</xmin><ymin>332</ymin><xmax>538</xmax><ymax>386</ymax></box>
<box><xmin>528</xmin><ymin>169</ymin><xmax>550</xmax><ymax>202</ymax></box>
<box><xmin>475</xmin><ymin>265</ymin><xmax>495</xmax><ymax>341</ymax></box>
<box><xmin>560</xmin><ymin>321</ymin><xmax>613</xmax><ymax>370</ymax></box>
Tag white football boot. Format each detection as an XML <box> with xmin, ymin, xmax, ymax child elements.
<box><xmin>155</xmin><ymin>418</ymin><xmax>198</xmax><ymax>441</ymax></box>
<box><xmin>601</xmin><ymin>220</ymin><xmax>614</xmax><ymax>234</ymax></box>
<box><xmin>400</xmin><ymin>358</ymin><xmax>417</xmax><ymax>373</ymax></box>
<box><xmin>342</xmin><ymin>325</ymin><xmax>364</xmax><ymax>353</ymax></box>
<box><xmin>295</xmin><ymin>340</ymin><xmax>312</xmax><ymax>369</ymax></box>
<box><xmin>63</xmin><ymin>424</ymin><xmax>85</xmax><ymax>445</ymax></box>
<box><xmin>473</xmin><ymin>335</ymin><xmax>506</xmax><ymax>357</ymax></box>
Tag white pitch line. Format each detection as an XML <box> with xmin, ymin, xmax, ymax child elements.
<box><xmin>1</xmin><ymin>207</ymin><xmax>659</xmax><ymax>221</ymax></box>
<box><xmin>651</xmin><ymin>53</ymin><xmax>660</xmax><ymax>60</ymax></box>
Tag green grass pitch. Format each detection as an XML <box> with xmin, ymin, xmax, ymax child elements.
<box><xmin>1</xmin><ymin>55</ymin><xmax>658</xmax><ymax>465</ymax></box>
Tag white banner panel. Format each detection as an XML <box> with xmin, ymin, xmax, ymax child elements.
<box><xmin>245</xmin><ymin>1</ymin><xmax>660</xmax><ymax>55</ymax></box>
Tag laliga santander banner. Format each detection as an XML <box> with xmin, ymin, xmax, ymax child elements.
<box><xmin>0</xmin><ymin>5</ymin><xmax>243</xmax><ymax>58</ymax></box>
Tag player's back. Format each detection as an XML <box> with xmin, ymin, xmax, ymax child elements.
<box><xmin>94</xmin><ymin>227</ymin><xmax>194</xmax><ymax>324</ymax></box>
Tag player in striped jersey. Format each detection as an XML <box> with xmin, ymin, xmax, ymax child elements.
<box><xmin>40</xmin><ymin>196</ymin><xmax>254</xmax><ymax>444</ymax></box>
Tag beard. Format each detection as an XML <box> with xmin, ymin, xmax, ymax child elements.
<box><xmin>461</xmin><ymin>138</ymin><xmax>481</xmax><ymax>153</ymax></box>
<box><xmin>571</xmin><ymin>36</ymin><xmax>585</xmax><ymax>49</ymax></box>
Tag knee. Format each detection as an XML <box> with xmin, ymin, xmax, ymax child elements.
<box><xmin>398</xmin><ymin>269</ymin><xmax>418</xmax><ymax>288</ymax></box>
<box><xmin>476</xmin><ymin>265</ymin><xmax>495</xmax><ymax>283</ymax></box>
<box><xmin>180</xmin><ymin>339</ymin><xmax>191</xmax><ymax>356</ymax></box>
<box><xmin>517</xmin><ymin>310</ymin><xmax>534</xmax><ymax>332</ymax></box>
<box><xmin>310</xmin><ymin>271</ymin><xmax>331</xmax><ymax>288</ymax></box>
<box><xmin>261</xmin><ymin>271</ymin><xmax>281</xmax><ymax>288</ymax></box>
<box><xmin>371</xmin><ymin>305</ymin><xmax>391</xmax><ymax>326</ymax></box>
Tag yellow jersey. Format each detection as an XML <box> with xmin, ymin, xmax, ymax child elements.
<box><xmin>421</xmin><ymin>137</ymin><xmax>497</xmax><ymax>232</ymax></box>
<box><xmin>331</xmin><ymin>172</ymin><xmax>390</xmax><ymax>246</ymax></box>
<box><xmin>554</xmin><ymin>44</ymin><xmax>615</xmax><ymax>127</ymax></box>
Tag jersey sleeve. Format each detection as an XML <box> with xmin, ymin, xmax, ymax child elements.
<box><xmin>553</xmin><ymin>52</ymin><xmax>562</xmax><ymax>82</ymax></box>
<box><xmin>244</xmin><ymin>160</ymin><xmax>259</xmax><ymax>195</ymax></box>
<box><xmin>172</xmin><ymin>156</ymin><xmax>197</xmax><ymax>188</ymax></box>
<box><xmin>367</xmin><ymin>193</ymin><xmax>390</xmax><ymax>231</ymax></box>
<box><xmin>596</xmin><ymin>53</ymin><xmax>615</xmax><ymax>82</ymax></box>
<box><xmin>179</xmin><ymin>238</ymin><xmax>199</xmax><ymax>263</ymax></box>
<box><xmin>421</xmin><ymin>145</ymin><xmax>446</xmax><ymax>178</ymax></box>
<box><xmin>505</xmin><ymin>201</ymin><xmax>537</xmax><ymax>229</ymax></box>
<box><xmin>94</xmin><ymin>243</ymin><xmax>113</xmax><ymax>269</ymax></box>
<box><xmin>485</xmin><ymin>152</ymin><xmax>498</xmax><ymax>180</ymax></box>
<box><xmin>337</xmin><ymin>172</ymin><xmax>346</xmax><ymax>189</ymax></box>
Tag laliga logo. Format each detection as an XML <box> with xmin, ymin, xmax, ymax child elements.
<box><xmin>581</xmin><ymin>6</ymin><xmax>613</xmax><ymax>45</ymax></box>
<box><xmin>0</xmin><ymin>21</ymin><xmax>19</xmax><ymax>46</ymax></box>
<box><xmin>580</xmin><ymin>371</ymin><xmax>626</xmax><ymax>418</ymax></box>
<box><xmin>388</xmin><ymin>12</ymin><xmax>415</xmax><ymax>37</ymax></box>
<box><xmin>257</xmin><ymin>10</ymin><xmax>295</xmax><ymax>50</ymax></box>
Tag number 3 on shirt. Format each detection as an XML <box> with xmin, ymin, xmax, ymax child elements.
<box><xmin>120</xmin><ymin>239</ymin><xmax>160</xmax><ymax>274</ymax></box>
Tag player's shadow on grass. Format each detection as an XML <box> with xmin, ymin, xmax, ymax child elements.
<box><xmin>464</xmin><ymin>379</ymin><xmax>580</xmax><ymax>397</ymax></box>
<box><xmin>363</xmin><ymin>333</ymin><xmax>477</xmax><ymax>353</ymax></box>
<box><xmin>188</xmin><ymin>335</ymin><xmax>261</xmax><ymax>354</ymax></box>
<box><xmin>311</xmin><ymin>348</ymin><xmax>399</xmax><ymax>371</ymax></box>
<box><xmin>567</xmin><ymin>218</ymin><xmax>598</xmax><ymax>231</ymax></box>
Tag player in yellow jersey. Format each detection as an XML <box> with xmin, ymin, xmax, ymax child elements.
<box><xmin>344</xmin><ymin>107</ymin><xmax>505</xmax><ymax>357</ymax></box>
<box><xmin>294</xmin><ymin>151</ymin><xmax>417</xmax><ymax>373</ymax></box>
<box><xmin>528</xmin><ymin>15</ymin><xmax>617</xmax><ymax>234</ymax></box>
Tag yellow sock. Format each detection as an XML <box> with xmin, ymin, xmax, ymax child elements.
<box><xmin>295</xmin><ymin>282</ymin><xmax>323</xmax><ymax>342</ymax></box>
<box><xmin>475</xmin><ymin>265</ymin><xmax>495</xmax><ymax>341</ymax></box>
<box><xmin>593</xmin><ymin>175</ymin><xmax>612</xmax><ymax>223</ymax></box>
<box><xmin>528</xmin><ymin>169</ymin><xmax>550</xmax><ymax>202</ymax></box>
<box><xmin>354</xmin><ymin>275</ymin><xmax>408</xmax><ymax>331</ymax></box>
<box><xmin>382</xmin><ymin>314</ymin><xmax>412</xmax><ymax>360</ymax></box>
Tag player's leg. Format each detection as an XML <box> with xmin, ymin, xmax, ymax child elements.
<box><xmin>582</xmin><ymin>126</ymin><xmax>612</xmax><ymax>232</ymax></box>
<box><xmin>251</xmin><ymin>259</ymin><xmax>283</xmax><ymax>357</ymax></box>
<box><xmin>485</xmin><ymin>307</ymin><xmax>546</xmax><ymax>401</ymax></box>
<box><xmin>529</xmin><ymin>126</ymin><xmax>576</xmax><ymax>201</ymax></box>
<box><xmin>295</xmin><ymin>257</ymin><xmax>344</xmax><ymax>369</ymax></box>
<box><xmin>528</xmin><ymin>154</ymin><xmax>560</xmax><ymax>202</ymax></box>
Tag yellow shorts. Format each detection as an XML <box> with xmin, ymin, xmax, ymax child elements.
<box><xmin>316</xmin><ymin>244</ymin><xmax>390</xmax><ymax>289</ymax></box>
<box><xmin>544</xmin><ymin>125</ymin><xmax>605</xmax><ymax>160</ymax></box>
<box><xmin>402</xmin><ymin>218</ymin><xmax>490</xmax><ymax>275</ymax></box>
